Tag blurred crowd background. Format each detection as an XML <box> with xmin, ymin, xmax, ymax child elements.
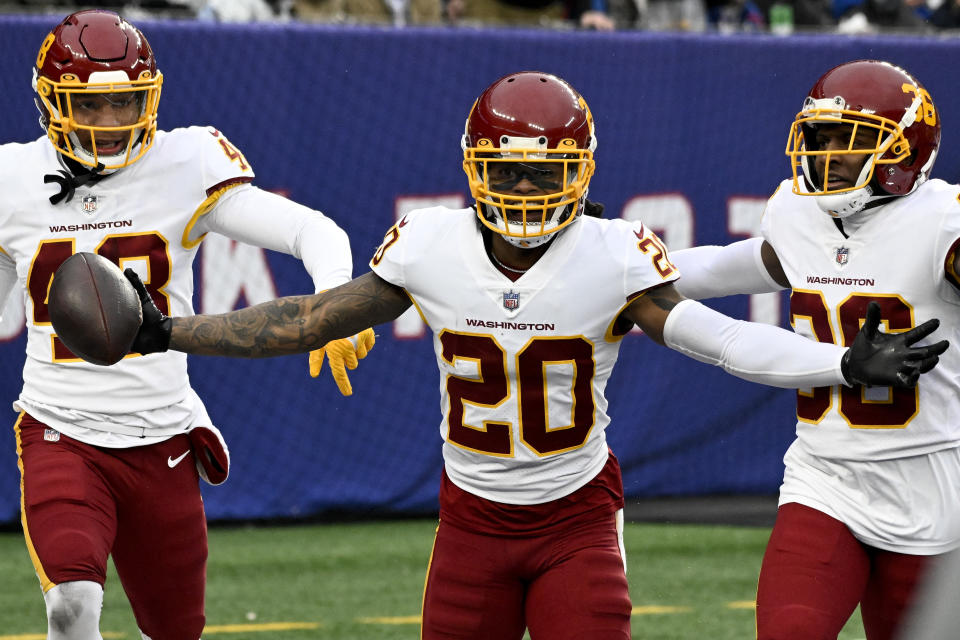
<box><xmin>4</xmin><ymin>0</ymin><xmax>960</xmax><ymax>35</ymax></box>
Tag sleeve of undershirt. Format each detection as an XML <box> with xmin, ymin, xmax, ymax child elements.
<box><xmin>670</xmin><ymin>238</ymin><xmax>784</xmax><ymax>300</ymax></box>
<box><xmin>663</xmin><ymin>298</ymin><xmax>847</xmax><ymax>388</ymax></box>
<box><xmin>0</xmin><ymin>250</ymin><xmax>18</xmax><ymax>321</ymax></box>
<box><xmin>198</xmin><ymin>184</ymin><xmax>352</xmax><ymax>292</ymax></box>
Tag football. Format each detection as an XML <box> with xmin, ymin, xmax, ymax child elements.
<box><xmin>48</xmin><ymin>252</ymin><xmax>143</xmax><ymax>366</ymax></box>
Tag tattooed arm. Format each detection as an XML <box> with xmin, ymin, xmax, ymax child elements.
<box><xmin>622</xmin><ymin>283</ymin><xmax>683</xmax><ymax>345</ymax></box>
<box><xmin>169</xmin><ymin>272</ymin><xmax>412</xmax><ymax>357</ymax></box>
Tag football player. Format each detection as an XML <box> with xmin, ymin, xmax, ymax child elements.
<box><xmin>670</xmin><ymin>60</ymin><xmax>959</xmax><ymax>640</ymax></box>
<box><xmin>0</xmin><ymin>9</ymin><xmax>373</xmax><ymax>640</ymax></box>
<box><xmin>124</xmin><ymin>70</ymin><xmax>946</xmax><ymax>639</ymax></box>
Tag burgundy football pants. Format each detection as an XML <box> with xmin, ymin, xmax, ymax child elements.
<box><xmin>421</xmin><ymin>514</ymin><xmax>631</xmax><ymax>639</ymax></box>
<box><xmin>756</xmin><ymin>502</ymin><xmax>931</xmax><ymax>640</ymax></box>
<box><xmin>16</xmin><ymin>413</ymin><xmax>207</xmax><ymax>640</ymax></box>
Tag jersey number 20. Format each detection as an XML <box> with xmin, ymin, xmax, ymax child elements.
<box><xmin>440</xmin><ymin>331</ymin><xmax>596</xmax><ymax>456</ymax></box>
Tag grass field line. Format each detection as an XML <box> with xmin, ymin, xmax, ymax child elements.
<box><xmin>0</xmin><ymin>624</ymin><xmax>323</xmax><ymax>640</ymax></box>
<box><xmin>356</xmin><ymin>615</ymin><xmax>421</xmax><ymax>624</ymax></box>
<box><xmin>0</xmin><ymin>601</ymin><xmax>761</xmax><ymax>640</ymax></box>
<box><xmin>3</xmin><ymin>635</ymin><xmax>125</xmax><ymax>640</ymax></box>
<box><xmin>355</xmin><ymin>604</ymin><xmax>758</xmax><ymax>623</ymax></box>
<box><xmin>0</xmin><ymin>522</ymin><xmax>869</xmax><ymax>639</ymax></box>
<box><xmin>205</xmin><ymin>622</ymin><xmax>322</xmax><ymax>632</ymax></box>
<box><xmin>2</xmin><ymin>635</ymin><xmax>127</xmax><ymax>640</ymax></box>
<box><xmin>631</xmin><ymin>605</ymin><xmax>692</xmax><ymax>614</ymax></box>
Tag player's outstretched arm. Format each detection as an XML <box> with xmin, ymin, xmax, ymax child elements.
<box><xmin>670</xmin><ymin>238</ymin><xmax>787</xmax><ymax>300</ymax></box>
<box><xmin>627</xmin><ymin>285</ymin><xmax>947</xmax><ymax>389</ymax></box>
<box><xmin>126</xmin><ymin>270</ymin><xmax>410</xmax><ymax>358</ymax></box>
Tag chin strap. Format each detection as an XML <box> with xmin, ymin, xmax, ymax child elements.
<box><xmin>861</xmin><ymin>195</ymin><xmax>898</xmax><ymax>211</ymax></box>
<box><xmin>583</xmin><ymin>199</ymin><xmax>605</xmax><ymax>218</ymax></box>
<box><xmin>44</xmin><ymin>161</ymin><xmax>107</xmax><ymax>205</ymax></box>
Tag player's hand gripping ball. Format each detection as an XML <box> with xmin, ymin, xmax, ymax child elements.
<box><xmin>48</xmin><ymin>252</ymin><xmax>143</xmax><ymax>366</ymax></box>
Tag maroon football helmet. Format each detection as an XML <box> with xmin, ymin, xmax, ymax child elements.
<box><xmin>33</xmin><ymin>10</ymin><xmax>163</xmax><ymax>170</ymax></box>
<box><xmin>785</xmin><ymin>60</ymin><xmax>940</xmax><ymax>218</ymax></box>
<box><xmin>462</xmin><ymin>71</ymin><xmax>597</xmax><ymax>248</ymax></box>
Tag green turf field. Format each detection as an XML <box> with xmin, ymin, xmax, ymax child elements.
<box><xmin>0</xmin><ymin>520</ymin><xmax>867</xmax><ymax>639</ymax></box>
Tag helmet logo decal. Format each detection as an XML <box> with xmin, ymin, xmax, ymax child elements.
<box><xmin>36</xmin><ymin>33</ymin><xmax>55</xmax><ymax>69</ymax></box>
<box><xmin>901</xmin><ymin>83</ymin><xmax>937</xmax><ymax>127</ymax></box>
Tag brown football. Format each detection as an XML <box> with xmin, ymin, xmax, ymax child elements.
<box><xmin>48</xmin><ymin>252</ymin><xmax>143</xmax><ymax>366</ymax></box>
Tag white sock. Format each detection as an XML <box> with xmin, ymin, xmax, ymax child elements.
<box><xmin>44</xmin><ymin>581</ymin><xmax>104</xmax><ymax>640</ymax></box>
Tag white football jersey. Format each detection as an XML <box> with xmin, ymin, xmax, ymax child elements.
<box><xmin>0</xmin><ymin>127</ymin><xmax>255</xmax><ymax>445</ymax></box>
<box><xmin>762</xmin><ymin>178</ymin><xmax>960</xmax><ymax>461</ymax></box>
<box><xmin>370</xmin><ymin>207</ymin><xmax>679</xmax><ymax>504</ymax></box>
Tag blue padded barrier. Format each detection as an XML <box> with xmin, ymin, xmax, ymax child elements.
<box><xmin>1</xmin><ymin>16</ymin><xmax>957</xmax><ymax>523</ymax></box>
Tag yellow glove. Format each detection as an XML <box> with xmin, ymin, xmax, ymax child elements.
<box><xmin>308</xmin><ymin>328</ymin><xmax>376</xmax><ymax>396</ymax></box>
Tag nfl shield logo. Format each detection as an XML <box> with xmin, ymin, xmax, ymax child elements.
<box><xmin>835</xmin><ymin>247</ymin><xmax>849</xmax><ymax>265</ymax></box>
<box><xmin>81</xmin><ymin>195</ymin><xmax>99</xmax><ymax>214</ymax></box>
<box><xmin>503</xmin><ymin>291</ymin><xmax>520</xmax><ymax>310</ymax></box>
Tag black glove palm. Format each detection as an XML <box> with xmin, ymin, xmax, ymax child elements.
<box><xmin>841</xmin><ymin>301</ymin><xmax>949</xmax><ymax>388</ymax></box>
<box><xmin>124</xmin><ymin>269</ymin><xmax>172</xmax><ymax>355</ymax></box>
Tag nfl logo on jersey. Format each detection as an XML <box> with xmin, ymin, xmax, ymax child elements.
<box><xmin>503</xmin><ymin>291</ymin><xmax>520</xmax><ymax>310</ymax></box>
<box><xmin>835</xmin><ymin>247</ymin><xmax>849</xmax><ymax>265</ymax></box>
<box><xmin>81</xmin><ymin>195</ymin><xmax>99</xmax><ymax>214</ymax></box>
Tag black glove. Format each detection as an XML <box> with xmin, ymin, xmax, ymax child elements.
<box><xmin>841</xmin><ymin>301</ymin><xmax>949</xmax><ymax>388</ymax></box>
<box><xmin>124</xmin><ymin>268</ymin><xmax>171</xmax><ymax>355</ymax></box>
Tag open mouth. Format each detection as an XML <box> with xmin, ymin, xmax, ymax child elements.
<box><xmin>96</xmin><ymin>139</ymin><xmax>126</xmax><ymax>155</ymax></box>
<box><xmin>505</xmin><ymin>211</ymin><xmax>545</xmax><ymax>226</ymax></box>
<box><xmin>826</xmin><ymin>177</ymin><xmax>854</xmax><ymax>190</ymax></box>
